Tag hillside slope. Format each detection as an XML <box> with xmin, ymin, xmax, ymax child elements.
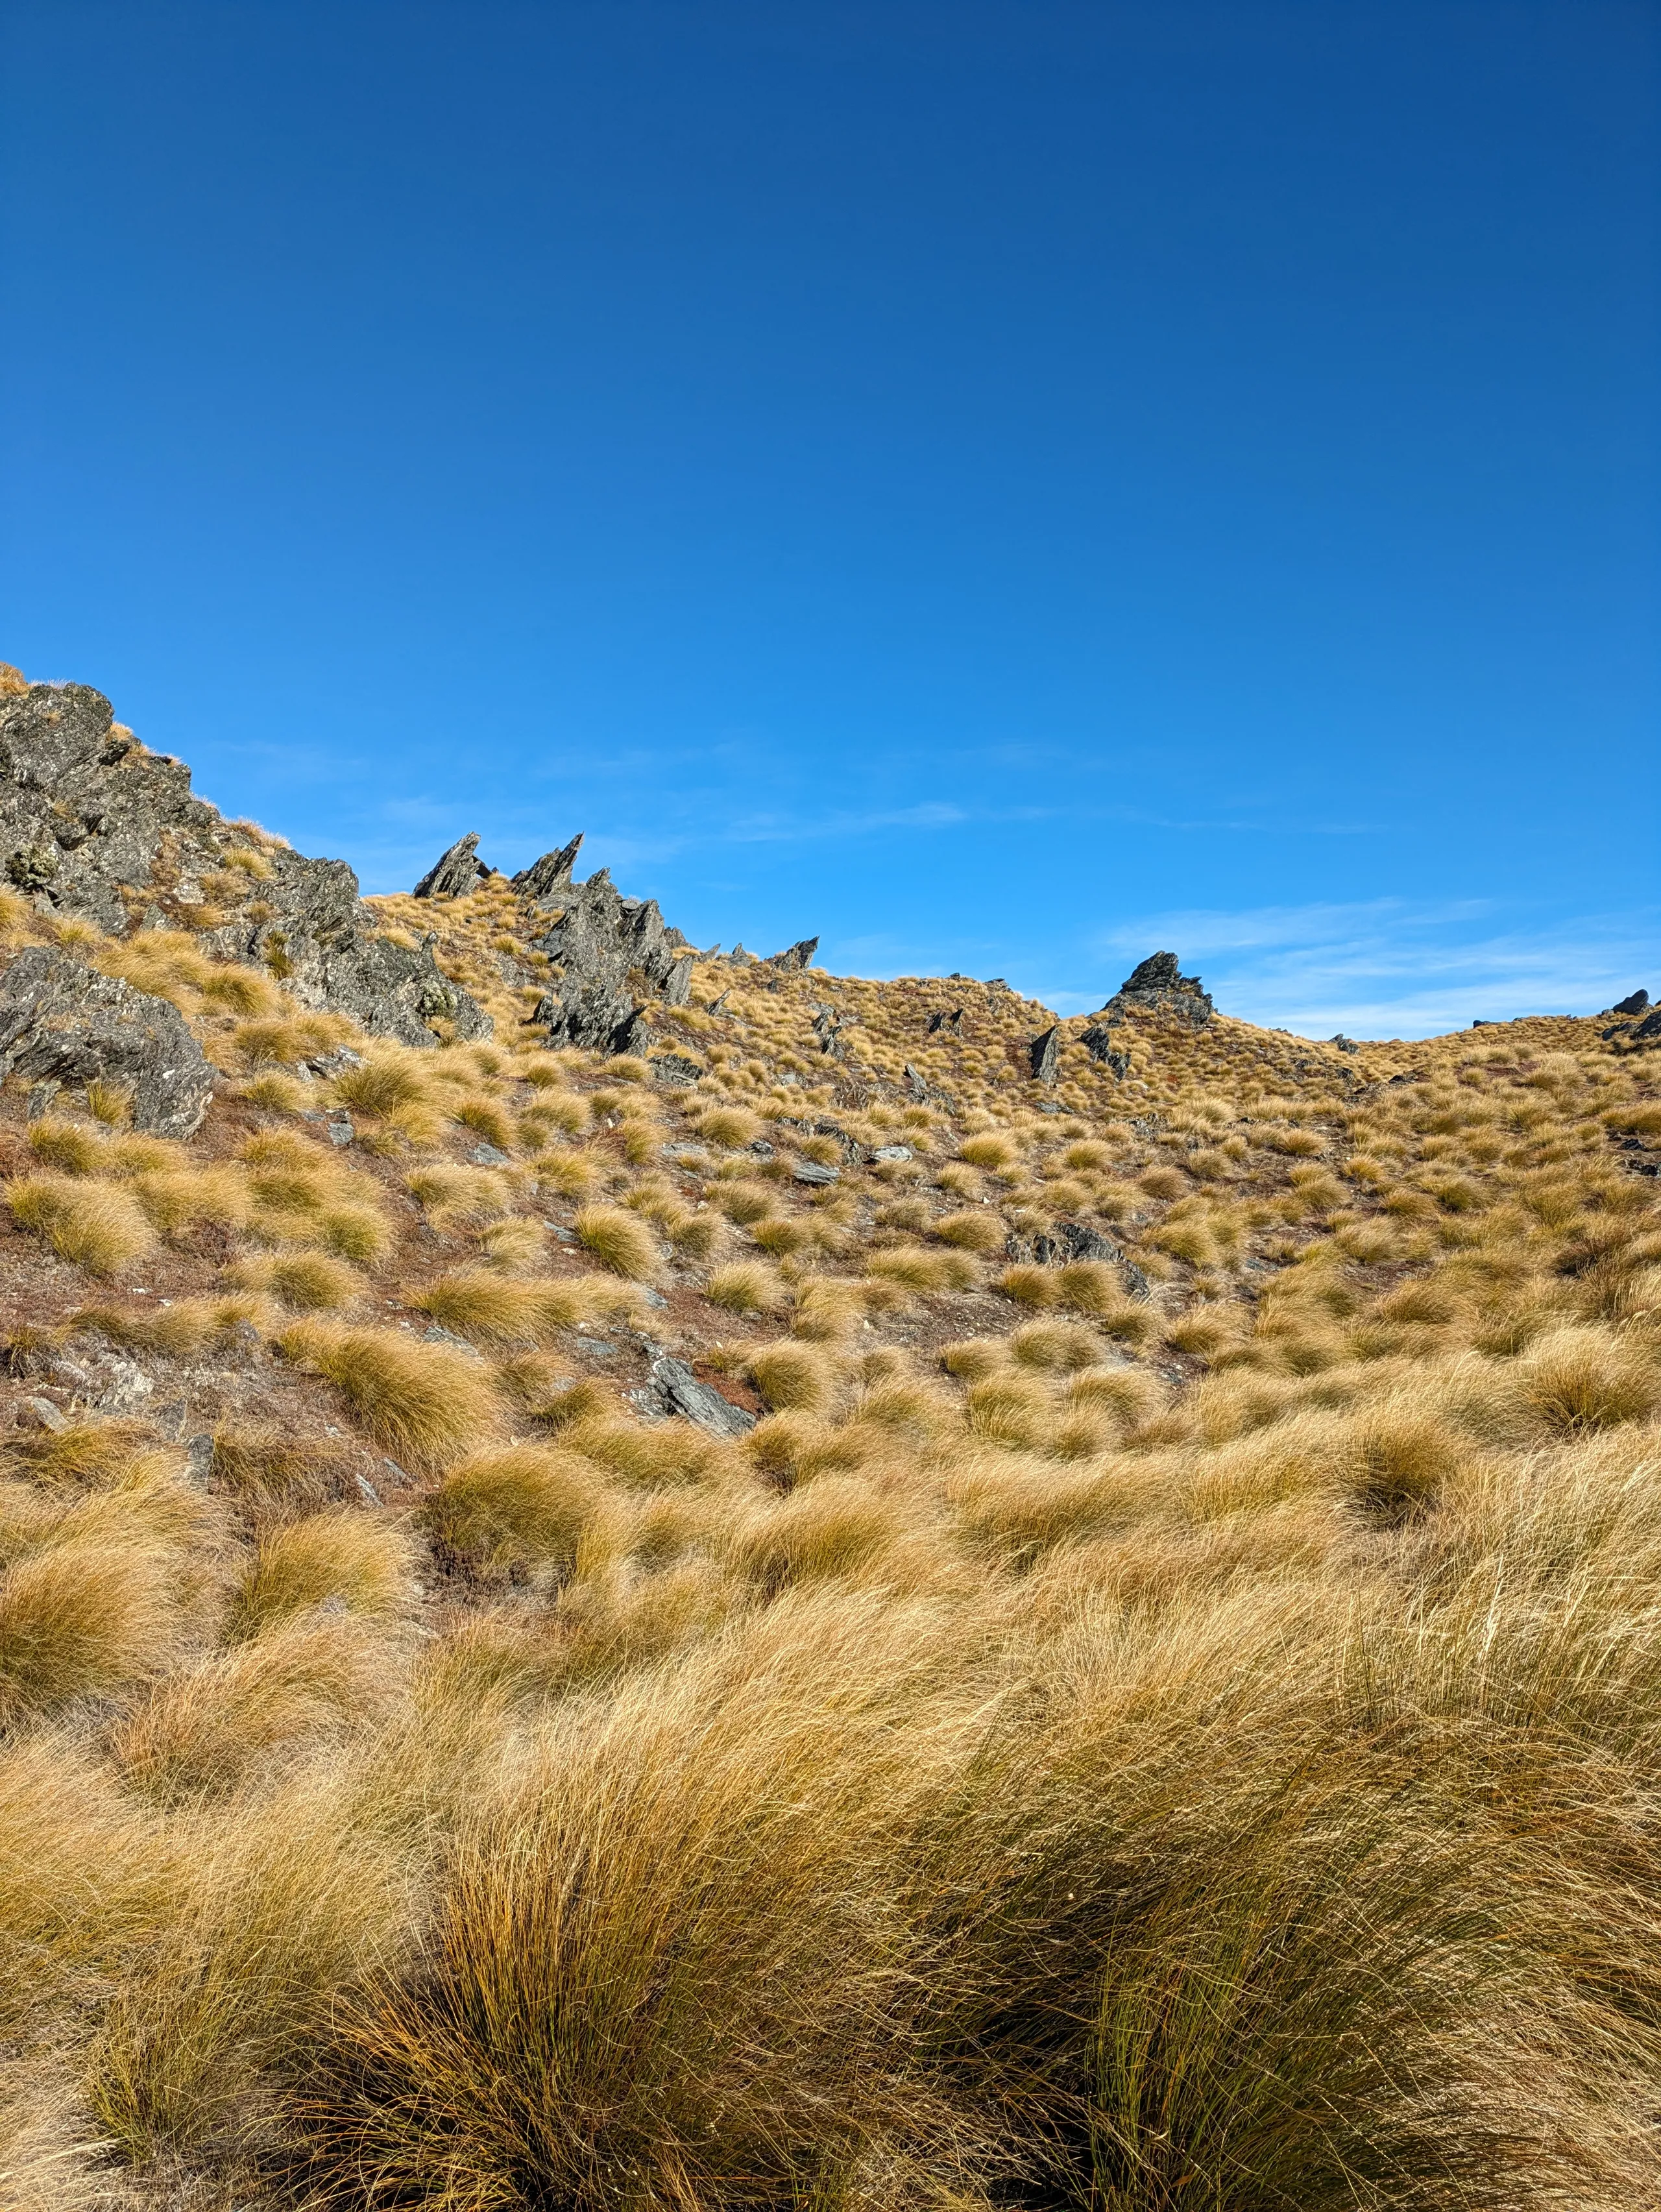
<box><xmin>1</xmin><ymin>667</ymin><xmax>1659</xmax><ymax>2212</ymax></box>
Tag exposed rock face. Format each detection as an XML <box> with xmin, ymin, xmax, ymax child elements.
<box><xmin>1034</xmin><ymin>1220</ymin><xmax>1121</xmax><ymax>1265</ymax></box>
<box><xmin>516</xmin><ymin>843</ymin><xmax>694</xmax><ymax>1052</ymax></box>
<box><xmin>1078</xmin><ymin>1023</ymin><xmax>1130</xmax><ymax>1076</ymax></box>
<box><xmin>413</xmin><ymin>833</ymin><xmax>489</xmax><ymax>899</ymax></box>
<box><xmin>1093</xmin><ymin>951</ymin><xmax>1214</xmax><ymax>1030</ymax></box>
<box><xmin>0</xmin><ymin>683</ymin><xmax>491</xmax><ymax>1049</ymax></box>
<box><xmin>768</xmin><ymin>937</ymin><xmax>819</xmax><ymax>971</ymax></box>
<box><xmin>648</xmin><ymin>1355</ymin><xmax>756</xmax><ymax>1438</ymax></box>
<box><xmin>0</xmin><ymin>946</ymin><xmax>215</xmax><ymax>1136</ymax></box>
<box><xmin>1029</xmin><ymin>1025</ymin><xmax>1060</xmax><ymax>1084</ymax></box>
<box><xmin>511</xmin><ymin>834</ymin><xmax>584</xmax><ymax>902</ymax></box>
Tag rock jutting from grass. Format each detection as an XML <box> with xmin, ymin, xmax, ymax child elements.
<box><xmin>0</xmin><ymin>679</ymin><xmax>492</xmax><ymax>1048</ymax></box>
<box><xmin>0</xmin><ymin>945</ymin><xmax>215</xmax><ymax>1136</ymax></box>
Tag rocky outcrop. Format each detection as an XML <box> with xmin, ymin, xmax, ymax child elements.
<box><xmin>1086</xmin><ymin>951</ymin><xmax>1214</xmax><ymax>1034</ymax></box>
<box><xmin>413</xmin><ymin>833</ymin><xmax>489</xmax><ymax>899</ymax></box>
<box><xmin>0</xmin><ymin>683</ymin><xmax>491</xmax><ymax>1049</ymax></box>
<box><xmin>0</xmin><ymin>946</ymin><xmax>215</xmax><ymax>1136</ymax></box>
<box><xmin>1612</xmin><ymin>990</ymin><xmax>1651</xmax><ymax>1017</ymax></box>
<box><xmin>1078</xmin><ymin>1023</ymin><xmax>1130</xmax><ymax>1076</ymax></box>
<box><xmin>768</xmin><ymin>937</ymin><xmax>819</xmax><ymax>971</ymax></box>
<box><xmin>1029</xmin><ymin>1025</ymin><xmax>1060</xmax><ymax>1084</ymax></box>
<box><xmin>515</xmin><ymin>841</ymin><xmax>694</xmax><ymax>1052</ymax></box>
<box><xmin>511</xmin><ymin>834</ymin><xmax>584</xmax><ymax>902</ymax></box>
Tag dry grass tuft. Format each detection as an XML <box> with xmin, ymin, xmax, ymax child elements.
<box><xmin>6</xmin><ymin>1174</ymin><xmax>156</xmax><ymax>1274</ymax></box>
<box><xmin>573</xmin><ymin>1204</ymin><xmax>661</xmax><ymax>1280</ymax></box>
<box><xmin>278</xmin><ymin>1322</ymin><xmax>500</xmax><ymax>1468</ymax></box>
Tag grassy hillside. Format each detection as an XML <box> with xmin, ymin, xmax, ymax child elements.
<box><xmin>0</xmin><ymin>743</ymin><xmax>1658</xmax><ymax>2206</ymax></box>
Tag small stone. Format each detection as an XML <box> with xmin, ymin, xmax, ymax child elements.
<box><xmin>793</xmin><ymin>1160</ymin><xmax>840</xmax><ymax>1185</ymax></box>
<box><xmin>354</xmin><ymin>1470</ymin><xmax>383</xmax><ymax>1507</ymax></box>
<box><xmin>422</xmin><ymin>1324</ymin><xmax>483</xmax><ymax>1357</ymax></box>
<box><xmin>184</xmin><ymin>1433</ymin><xmax>215</xmax><ymax>1487</ymax></box>
<box><xmin>638</xmin><ymin>1287</ymin><xmax>669</xmax><ymax>1309</ymax></box>
<box><xmin>25</xmin><ymin>1396</ymin><xmax>70</xmax><ymax>1432</ymax></box>
<box><xmin>748</xmin><ymin>1139</ymin><xmax>775</xmax><ymax>1158</ymax></box>
<box><xmin>871</xmin><ymin>1144</ymin><xmax>912</xmax><ymax>1163</ymax></box>
<box><xmin>327</xmin><ymin>1114</ymin><xmax>354</xmax><ymax>1146</ymax></box>
<box><xmin>381</xmin><ymin>1457</ymin><xmax>409</xmax><ymax>1485</ymax></box>
<box><xmin>470</xmin><ymin>1142</ymin><xmax>512</xmax><ymax>1166</ymax></box>
<box><xmin>544</xmin><ymin>1222</ymin><xmax>577</xmax><ymax>1243</ymax></box>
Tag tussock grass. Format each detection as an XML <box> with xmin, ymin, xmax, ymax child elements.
<box><xmin>278</xmin><ymin>1322</ymin><xmax>500</xmax><ymax>1468</ymax></box>
<box><xmin>707</xmin><ymin>1259</ymin><xmax>788</xmax><ymax>1313</ymax></box>
<box><xmin>747</xmin><ymin>1340</ymin><xmax>836</xmax><ymax>1413</ymax></box>
<box><xmin>0</xmin><ymin>1535</ymin><xmax>184</xmax><ymax>1721</ymax></box>
<box><xmin>3</xmin><ymin>836</ymin><xmax>1660</xmax><ymax>2207</ymax></box>
<box><xmin>573</xmin><ymin>1203</ymin><xmax>661</xmax><ymax>1280</ymax></box>
<box><xmin>229</xmin><ymin>1250</ymin><xmax>361</xmax><ymax>1311</ymax></box>
<box><xmin>422</xmin><ymin>1446</ymin><xmax>608</xmax><ymax>1578</ymax></box>
<box><xmin>6</xmin><ymin>1173</ymin><xmax>156</xmax><ymax>1273</ymax></box>
<box><xmin>226</xmin><ymin>1511</ymin><xmax>414</xmax><ymax>1636</ymax></box>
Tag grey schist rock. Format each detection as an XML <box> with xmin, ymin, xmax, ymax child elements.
<box><xmin>649</xmin><ymin>1356</ymin><xmax>756</xmax><ymax>1438</ymax></box>
<box><xmin>0</xmin><ymin>681</ymin><xmax>491</xmax><ymax>1049</ymax></box>
<box><xmin>412</xmin><ymin>833</ymin><xmax>490</xmax><ymax>899</ymax></box>
<box><xmin>1108</xmin><ymin>951</ymin><xmax>1214</xmax><ymax>1028</ymax></box>
<box><xmin>514</xmin><ymin>838</ymin><xmax>696</xmax><ymax>1054</ymax></box>
<box><xmin>1612</xmin><ymin>989</ymin><xmax>1651</xmax><ymax>1017</ymax></box>
<box><xmin>1033</xmin><ymin>1220</ymin><xmax>1121</xmax><ymax>1265</ymax></box>
<box><xmin>768</xmin><ymin>936</ymin><xmax>819</xmax><ymax>971</ymax></box>
<box><xmin>1029</xmin><ymin>1025</ymin><xmax>1061</xmax><ymax>1085</ymax></box>
<box><xmin>650</xmin><ymin>1054</ymin><xmax>703</xmax><ymax>1088</ymax></box>
<box><xmin>0</xmin><ymin>947</ymin><xmax>215</xmax><ymax>1136</ymax></box>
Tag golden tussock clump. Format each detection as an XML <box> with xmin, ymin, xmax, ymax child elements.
<box><xmin>277</xmin><ymin>1322</ymin><xmax>500</xmax><ymax>1468</ymax></box>
<box><xmin>0</xmin><ymin>803</ymin><xmax>1659</xmax><ymax>2208</ymax></box>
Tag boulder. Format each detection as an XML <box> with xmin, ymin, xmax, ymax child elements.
<box><xmin>1029</xmin><ymin>1026</ymin><xmax>1061</xmax><ymax>1084</ymax></box>
<box><xmin>1613</xmin><ymin>989</ymin><xmax>1651</xmax><ymax>1017</ymax></box>
<box><xmin>0</xmin><ymin>681</ymin><xmax>491</xmax><ymax>1049</ymax></box>
<box><xmin>412</xmin><ymin>833</ymin><xmax>489</xmax><ymax>899</ymax></box>
<box><xmin>1034</xmin><ymin>1220</ymin><xmax>1121</xmax><ymax>1265</ymax></box>
<box><xmin>650</xmin><ymin>1054</ymin><xmax>703</xmax><ymax>1087</ymax></box>
<box><xmin>1631</xmin><ymin>1008</ymin><xmax>1661</xmax><ymax>1042</ymax></box>
<box><xmin>0</xmin><ymin>946</ymin><xmax>215</xmax><ymax>1137</ymax></box>
<box><xmin>1078</xmin><ymin>1023</ymin><xmax>1131</xmax><ymax>1077</ymax></box>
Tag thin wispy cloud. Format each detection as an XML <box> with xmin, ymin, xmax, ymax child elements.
<box><xmin>1084</xmin><ymin>900</ymin><xmax>1660</xmax><ymax>1041</ymax></box>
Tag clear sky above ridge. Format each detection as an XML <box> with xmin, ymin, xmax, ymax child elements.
<box><xmin>2</xmin><ymin>0</ymin><xmax>1656</xmax><ymax>1038</ymax></box>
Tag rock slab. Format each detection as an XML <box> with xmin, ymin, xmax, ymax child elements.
<box><xmin>0</xmin><ymin>946</ymin><xmax>215</xmax><ymax>1136</ymax></box>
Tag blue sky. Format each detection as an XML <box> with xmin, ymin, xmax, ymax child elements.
<box><xmin>2</xmin><ymin>1</ymin><xmax>1656</xmax><ymax>1038</ymax></box>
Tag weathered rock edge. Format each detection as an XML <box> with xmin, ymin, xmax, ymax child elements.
<box><xmin>0</xmin><ymin>683</ymin><xmax>491</xmax><ymax>1048</ymax></box>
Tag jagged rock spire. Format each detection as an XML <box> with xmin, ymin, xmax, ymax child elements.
<box><xmin>412</xmin><ymin>833</ymin><xmax>489</xmax><ymax>899</ymax></box>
